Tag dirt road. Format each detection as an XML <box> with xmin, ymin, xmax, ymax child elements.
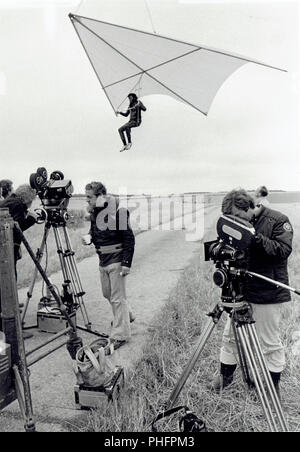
<box><xmin>0</xmin><ymin>206</ymin><xmax>218</xmax><ymax>432</ymax></box>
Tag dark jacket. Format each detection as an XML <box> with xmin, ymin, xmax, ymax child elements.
<box><xmin>89</xmin><ymin>197</ymin><xmax>135</xmax><ymax>268</ymax></box>
<box><xmin>0</xmin><ymin>193</ymin><xmax>36</xmax><ymax>261</ymax></box>
<box><xmin>246</xmin><ymin>206</ymin><xmax>293</xmax><ymax>304</ymax></box>
<box><xmin>119</xmin><ymin>101</ymin><xmax>146</xmax><ymax>125</ymax></box>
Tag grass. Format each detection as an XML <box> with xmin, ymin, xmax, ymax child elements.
<box><xmin>82</xmin><ymin>202</ymin><xmax>300</xmax><ymax>433</ymax></box>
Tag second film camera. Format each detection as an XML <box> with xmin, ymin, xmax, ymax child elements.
<box><xmin>30</xmin><ymin>167</ymin><xmax>74</xmax><ymax>225</ymax></box>
<box><xmin>204</xmin><ymin>215</ymin><xmax>256</xmax><ymax>302</ymax></box>
<box><xmin>205</xmin><ymin>214</ymin><xmax>255</xmax><ymax>265</ymax></box>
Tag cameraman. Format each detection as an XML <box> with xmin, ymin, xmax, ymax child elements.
<box><xmin>0</xmin><ymin>184</ymin><xmax>37</xmax><ymax>271</ymax></box>
<box><xmin>211</xmin><ymin>188</ymin><xmax>293</xmax><ymax>399</ymax></box>
<box><xmin>0</xmin><ymin>179</ymin><xmax>13</xmax><ymax>200</ymax></box>
<box><xmin>83</xmin><ymin>182</ymin><xmax>135</xmax><ymax>350</ymax></box>
<box><xmin>0</xmin><ymin>184</ymin><xmax>37</xmax><ymax>339</ymax></box>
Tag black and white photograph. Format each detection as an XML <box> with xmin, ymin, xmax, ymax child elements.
<box><xmin>0</xmin><ymin>0</ymin><xmax>299</xmax><ymax>435</ymax></box>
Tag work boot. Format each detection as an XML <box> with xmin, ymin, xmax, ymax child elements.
<box><xmin>270</xmin><ymin>371</ymin><xmax>281</xmax><ymax>401</ymax></box>
<box><xmin>209</xmin><ymin>363</ymin><xmax>237</xmax><ymax>392</ymax></box>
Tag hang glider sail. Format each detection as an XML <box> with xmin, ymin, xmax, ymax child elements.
<box><xmin>69</xmin><ymin>13</ymin><xmax>286</xmax><ymax>117</ymax></box>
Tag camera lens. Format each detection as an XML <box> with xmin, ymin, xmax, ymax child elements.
<box><xmin>213</xmin><ymin>269</ymin><xmax>228</xmax><ymax>287</ymax></box>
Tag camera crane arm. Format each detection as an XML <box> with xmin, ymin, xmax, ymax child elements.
<box><xmin>245</xmin><ymin>270</ymin><xmax>300</xmax><ymax>297</ymax></box>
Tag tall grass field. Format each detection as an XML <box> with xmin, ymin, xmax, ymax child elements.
<box><xmin>14</xmin><ymin>198</ymin><xmax>300</xmax><ymax>432</ymax></box>
<box><xmin>81</xmin><ymin>202</ymin><xmax>300</xmax><ymax>433</ymax></box>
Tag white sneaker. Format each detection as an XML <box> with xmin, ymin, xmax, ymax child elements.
<box><xmin>120</xmin><ymin>146</ymin><xmax>127</xmax><ymax>152</ymax></box>
<box><xmin>125</xmin><ymin>143</ymin><xmax>132</xmax><ymax>150</ymax></box>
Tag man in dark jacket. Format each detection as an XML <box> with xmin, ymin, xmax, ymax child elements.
<box><xmin>83</xmin><ymin>181</ymin><xmax>135</xmax><ymax>349</ymax></box>
<box><xmin>0</xmin><ymin>184</ymin><xmax>37</xmax><ymax>272</ymax></box>
<box><xmin>117</xmin><ymin>93</ymin><xmax>146</xmax><ymax>152</ymax></box>
<box><xmin>0</xmin><ymin>184</ymin><xmax>37</xmax><ymax>338</ymax></box>
<box><xmin>211</xmin><ymin>189</ymin><xmax>293</xmax><ymax>397</ymax></box>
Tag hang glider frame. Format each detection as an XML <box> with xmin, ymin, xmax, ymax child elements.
<box><xmin>69</xmin><ymin>13</ymin><xmax>287</xmax><ymax>117</ymax></box>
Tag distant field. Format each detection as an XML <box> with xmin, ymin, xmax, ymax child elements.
<box><xmin>69</xmin><ymin>191</ymin><xmax>300</xmax><ymax>210</ymax></box>
<box><xmin>205</xmin><ymin>191</ymin><xmax>300</xmax><ymax>205</ymax></box>
<box><xmin>17</xmin><ymin>197</ymin><xmax>299</xmax><ymax>291</ymax></box>
<box><xmin>17</xmin><ymin>194</ymin><xmax>206</xmax><ymax>289</ymax></box>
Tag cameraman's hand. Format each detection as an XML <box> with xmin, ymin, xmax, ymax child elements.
<box><xmin>27</xmin><ymin>210</ymin><xmax>38</xmax><ymax>222</ymax></box>
<box><xmin>254</xmin><ymin>233</ymin><xmax>263</xmax><ymax>244</ymax></box>
<box><xmin>120</xmin><ymin>266</ymin><xmax>130</xmax><ymax>277</ymax></box>
<box><xmin>82</xmin><ymin>234</ymin><xmax>92</xmax><ymax>246</ymax></box>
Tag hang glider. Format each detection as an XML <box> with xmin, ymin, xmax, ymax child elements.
<box><xmin>69</xmin><ymin>13</ymin><xmax>286</xmax><ymax>117</ymax></box>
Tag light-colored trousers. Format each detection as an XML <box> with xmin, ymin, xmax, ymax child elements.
<box><xmin>99</xmin><ymin>262</ymin><xmax>131</xmax><ymax>341</ymax></box>
<box><xmin>220</xmin><ymin>303</ymin><xmax>285</xmax><ymax>373</ymax></box>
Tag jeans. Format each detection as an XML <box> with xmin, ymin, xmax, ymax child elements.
<box><xmin>118</xmin><ymin>121</ymin><xmax>139</xmax><ymax>145</ymax></box>
<box><xmin>99</xmin><ymin>262</ymin><xmax>132</xmax><ymax>341</ymax></box>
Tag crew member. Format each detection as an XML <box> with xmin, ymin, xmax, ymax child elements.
<box><xmin>255</xmin><ymin>185</ymin><xmax>270</xmax><ymax>206</ymax></box>
<box><xmin>0</xmin><ymin>184</ymin><xmax>37</xmax><ymax>272</ymax></box>
<box><xmin>211</xmin><ymin>188</ymin><xmax>293</xmax><ymax>399</ymax></box>
<box><xmin>117</xmin><ymin>93</ymin><xmax>146</xmax><ymax>152</ymax></box>
<box><xmin>83</xmin><ymin>181</ymin><xmax>135</xmax><ymax>350</ymax></box>
<box><xmin>0</xmin><ymin>179</ymin><xmax>13</xmax><ymax>199</ymax></box>
<box><xmin>0</xmin><ymin>184</ymin><xmax>37</xmax><ymax>339</ymax></box>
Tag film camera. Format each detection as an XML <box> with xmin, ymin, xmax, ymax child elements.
<box><xmin>205</xmin><ymin>214</ymin><xmax>255</xmax><ymax>264</ymax></box>
<box><xmin>29</xmin><ymin>167</ymin><xmax>74</xmax><ymax>224</ymax></box>
<box><xmin>204</xmin><ymin>215</ymin><xmax>256</xmax><ymax>302</ymax></box>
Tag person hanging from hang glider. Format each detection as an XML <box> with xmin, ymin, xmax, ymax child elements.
<box><xmin>117</xmin><ymin>93</ymin><xmax>147</xmax><ymax>152</ymax></box>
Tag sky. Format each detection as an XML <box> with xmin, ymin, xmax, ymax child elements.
<box><xmin>0</xmin><ymin>0</ymin><xmax>299</xmax><ymax>195</ymax></box>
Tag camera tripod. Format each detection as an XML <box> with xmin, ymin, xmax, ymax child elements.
<box><xmin>21</xmin><ymin>209</ymin><xmax>105</xmax><ymax>338</ymax></box>
<box><xmin>161</xmin><ymin>267</ymin><xmax>295</xmax><ymax>433</ymax></box>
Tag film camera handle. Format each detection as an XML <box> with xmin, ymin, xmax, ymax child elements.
<box><xmin>246</xmin><ymin>270</ymin><xmax>300</xmax><ymax>296</ymax></box>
